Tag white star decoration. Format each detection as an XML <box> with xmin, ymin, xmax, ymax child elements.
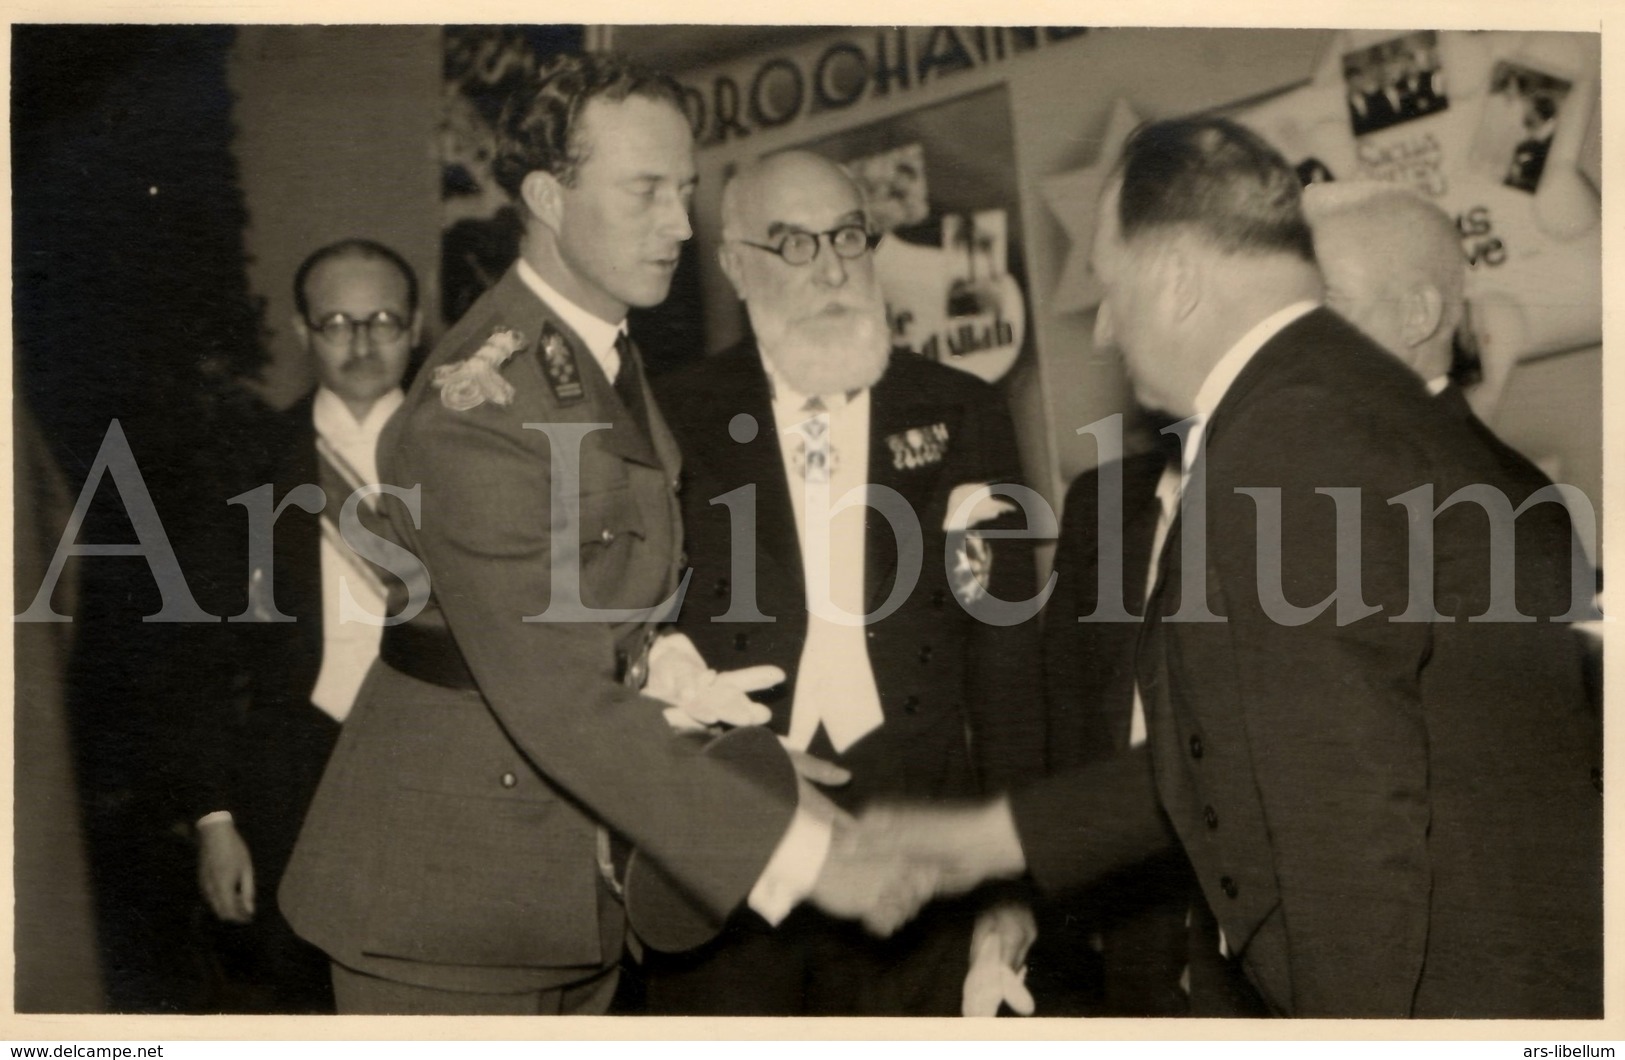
<box><xmin>1040</xmin><ymin>98</ymin><xmax>1144</xmax><ymax>315</ymax></box>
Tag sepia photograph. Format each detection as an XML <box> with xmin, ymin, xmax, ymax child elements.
<box><xmin>8</xmin><ymin>14</ymin><xmax>1610</xmax><ymax>1044</ymax></box>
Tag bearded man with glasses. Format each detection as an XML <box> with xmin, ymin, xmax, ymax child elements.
<box><xmin>644</xmin><ymin>150</ymin><xmax>1046</xmax><ymax>1016</ymax></box>
<box><xmin>191</xmin><ymin>238</ymin><xmax>421</xmax><ymax>1011</ymax></box>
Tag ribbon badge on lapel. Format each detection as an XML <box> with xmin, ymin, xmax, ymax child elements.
<box><xmin>432</xmin><ymin>326</ymin><xmax>527</xmax><ymax>411</ymax></box>
<box><xmin>886</xmin><ymin>422</ymin><xmax>949</xmax><ymax>471</ymax></box>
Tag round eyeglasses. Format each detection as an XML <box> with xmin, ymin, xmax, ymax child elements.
<box><xmin>307</xmin><ymin>310</ymin><xmax>410</xmax><ymax>345</ymax></box>
<box><xmin>736</xmin><ymin>224</ymin><xmax>882</xmax><ymax>267</ymax></box>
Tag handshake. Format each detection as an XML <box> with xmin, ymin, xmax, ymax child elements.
<box><xmin>646</xmin><ymin>634</ymin><xmax>1035</xmax><ymax>1015</ymax></box>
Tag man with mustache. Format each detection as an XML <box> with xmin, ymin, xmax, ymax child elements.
<box><xmin>280</xmin><ymin>58</ymin><xmax>927</xmax><ymax>1016</ymax></box>
<box><xmin>645</xmin><ymin>151</ymin><xmax>1045</xmax><ymax>1016</ymax></box>
<box><xmin>194</xmin><ymin>238</ymin><xmax>420</xmax><ymax>1012</ymax></box>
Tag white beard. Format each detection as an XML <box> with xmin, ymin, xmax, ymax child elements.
<box><xmin>751</xmin><ymin>294</ymin><xmax>892</xmax><ymax>398</ymax></box>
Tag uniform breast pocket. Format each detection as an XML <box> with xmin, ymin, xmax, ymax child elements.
<box><xmin>577</xmin><ymin>485</ymin><xmax>647</xmax><ymax>554</ymax></box>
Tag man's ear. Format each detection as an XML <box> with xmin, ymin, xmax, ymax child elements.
<box><xmin>408</xmin><ymin>307</ymin><xmax>425</xmax><ymax>349</ymax></box>
<box><xmin>1403</xmin><ymin>283</ymin><xmax>1446</xmax><ymax>348</ymax></box>
<box><xmin>1162</xmin><ymin>239</ymin><xmax>1201</xmax><ymax>323</ymax></box>
<box><xmin>520</xmin><ymin>170</ymin><xmax>565</xmax><ymax>234</ymax></box>
<box><xmin>718</xmin><ymin>242</ymin><xmax>748</xmax><ymax>301</ymax></box>
<box><xmin>291</xmin><ymin>312</ymin><xmax>312</xmax><ymax>348</ymax></box>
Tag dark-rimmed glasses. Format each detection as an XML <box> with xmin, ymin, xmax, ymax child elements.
<box><xmin>307</xmin><ymin>310</ymin><xmax>410</xmax><ymax>345</ymax></box>
<box><xmin>736</xmin><ymin>225</ymin><xmax>882</xmax><ymax>267</ymax></box>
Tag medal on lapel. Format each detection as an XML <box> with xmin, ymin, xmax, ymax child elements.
<box><xmin>886</xmin><ymin>422</ymin><xmax>949</xmax><ymax>471</ymax></box>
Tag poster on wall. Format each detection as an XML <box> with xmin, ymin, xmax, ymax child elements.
<box><xmin>1232</xmin><ymin>29</ymin><xmax>1600</xmax><ymax>382</ymax></box>
<box><xmin>801</xmin><ymin>85</ymin><xmax>1030</xmax><ymax>385</ymax></box>
<box><xmin>1041</xmin><ymin>30</ymin><xmax>1599</xmax><ymax>411</ymax></box>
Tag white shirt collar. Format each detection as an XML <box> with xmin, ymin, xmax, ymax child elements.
<box><xmin>1191</xmin><ymin>300</ymin><xmax>1320</xmax><ymax>421</ymax></box>
<box><xmin>312</xmin><ymin>385</ymin><xmax>403</xmax><ymax>440</ymax></box>
<box><xmin>516</xmin><ymin>258</ymin><xmax>625</xmax><ymax>378</ymax></box>
<box><xmin>1425</xmin><ymin>374</ymin><xmax>1451</xmax><ymax>396</ymax></box>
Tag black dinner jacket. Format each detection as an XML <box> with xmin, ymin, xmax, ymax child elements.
<box><xmin>656</xmin><ymin>343</ymin><xmax>1045</xmax><ymax>809</ymax></box>
<box><xmin>1011</xmin><ymin>308</ymin><xmax>1600</xmax><ymax>1018</ymax></box>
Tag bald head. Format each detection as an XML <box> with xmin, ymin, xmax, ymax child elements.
<box><xmin>721</xmin><ymin>150</ymin><xmax>866</xmax><ymax>242</ymax></box>
<box><xmin>717</xmin><ymin>150</ymin><xmax>890</xmax><ymax>396</ymax></box>
<box><xmin>1305</xmin><ymin>183</ymin><xmax>1464</xmax><ymax>380</ymax></box>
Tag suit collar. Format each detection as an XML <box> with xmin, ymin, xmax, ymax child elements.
<box><xmin>496</xmin><ymin>266</ymin><xmax>666</xmax><ymax>471</ymax></box>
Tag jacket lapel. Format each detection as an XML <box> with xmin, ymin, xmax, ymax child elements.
<box><xmin>729</xmin><ymin>349</ymin><xmax>804</xmax><ymax>591</ymax></box>
<box><xmin>865</xmin><ymin>360</ymin><xmax>955</xmax><ymax>612</ymax></box>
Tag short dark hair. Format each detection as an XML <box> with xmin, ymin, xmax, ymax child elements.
<box><xmin>491</xmin><ymin>51</ymin><xmax>687</xmax><ymax>196</ymax></box>
<box><xmin>1115</xmin><ymin>117</ymin><xmax>1315</xmax><ymax>262</ymax></box>
<box><xmin>293</xmin><ymin>238</ymin><xmax>419</xmax><ymax>318</ymax></box>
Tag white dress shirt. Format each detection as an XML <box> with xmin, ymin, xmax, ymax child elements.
<box><xmin>762</xmin><ymin>360</ymin><xmax>887</xmax><ymax>755</ymax></box>
<box><xmin>309</xmin><ymin>386</ymin><xmax>403</xmax><ymax>722</ymax></box>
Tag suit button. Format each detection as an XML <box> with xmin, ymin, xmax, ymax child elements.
<box><xmin>600</xmin><ymin>528</ymin><xmax>615</xmax><ymax>544</ymax></box>
<box><xmin>734</xmin><ymin>632</ymin><xmax>750</xmax><ymax>652</ymax></box>
<box><xmin>931</xmin><ymin>590</ymin><xmax>947</xmax><ymax>610</ymax></box>
<box><xmin>1189</xmin><ymin>735</ymin><xmax>1204</xmax><ymax>759</ymax></box>
<box><xmin>1204</xmin><ymin>805</ymin><xmax>1218</xmax><ymax>829</ymax></box>
<box><xmin>918</xmin><ymin>645</ymin><xmax>933</xmax><ymax>664</ymax></box>
<box><xmin>1220</xmin><ymin>876</ymin><xmax>1238</xmax><ymax>899</ymax></box>
<box><xmin>903</xmin><ymin>695</ymin><xmax>920</xmax><ymax>715</ymax></box>
<box><xmin>866</xmin><ymin>630</ymin><xmax>876</xmax><ymax>639</ymax></box>
<box><xmin>500</xmin><ymin>772</ymin><xmax>517</xmax><ymax>788</ymax></box>
<box><xmin>714</xmin><ymin>578</ymin><xmax>730</xmax><ymax>598</ymax></box>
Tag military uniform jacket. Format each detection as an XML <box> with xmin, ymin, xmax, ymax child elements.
<box><xmin>656</xmin><ymin>343</ymin><xmax>1045</xmax><ymax>809</ymax></box>
<box><xmin>1010</xmin><ymin>308</ymin><xmax>1600</xmax><ymax>1017</ymax></box>
<box><xmin>280</xmin><ymin>267</ymin><xmax>795</xmax><ymax>991</ymax></box>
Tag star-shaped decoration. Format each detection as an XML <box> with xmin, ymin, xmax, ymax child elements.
<box><xmin>1040</xmin><ymin>98</ymin><xmax>1143</xmax><ymax>315</ymax></box>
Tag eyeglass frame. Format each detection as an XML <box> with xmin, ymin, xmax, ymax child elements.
<box><xmin>305</xmin><ymin>309</ymin><xmax>412</xmax><ymax>345</ymax></box>
<box><xmin>734</xmin><ymin>224</ymin><xmax>883</xmax><ymax>267</ymax></box>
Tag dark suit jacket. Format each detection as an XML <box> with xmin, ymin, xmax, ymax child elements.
<box><xmin>656</xmin><ymin>344</ymin><xmax>1045</xmax><ymax>808</ymax></box>
<box><xmin>192</xmin><ymin>396</ymin><xmax>342</xmax><ymax>862</ymax></box>
<box><xmin>280</xmin><ymin>267</ymin><xmax>797</xmax><ymax>992</ymax></box>
<box><xmin>1041</xmin><ymin>451</ymin><xmax>1193</xmax><ymax>1016</ymax></box>
<box><xmin>1011</xmin><ymin>308</ymin><xmax>1601</xmax><ymax>1017</ymax></box>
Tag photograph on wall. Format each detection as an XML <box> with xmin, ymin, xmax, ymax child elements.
<box><xmin>1340</xmin><ymin>30</ymin><xmax>1448</xmax><ymax>137</ymax></box>
<box><xmin>1472</xmin><ymin>60</ymin><xmax>1572</xmax><ymax>194</ymax></box>
<box><xmin>803</xmin><ymin>85</ymin><xmax>1029</xmax><ymax>384</ymax></box>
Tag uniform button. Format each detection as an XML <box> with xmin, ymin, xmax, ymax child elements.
<box><xmin>734</xmin><ymin>632</ymin><xmax>750</xmax><ymax>652</ymax></box>
<box><xmin>1204</xmin><ymin>805</ymin><xmax>1218</xmax><ymax>829</ymax></box>
<box><xmin>600</xmin><ymin>528</ymin><xmax>616</xmax><ymax>544</ymax></box>
<box><xmin>714</xmin><ymin>578</ymin><xmax>730</xmax><ymax>598</ymax></box>
<box><xmin>1189</xmin><ymin>735</ymin><xmax>1204</xmax><ymax>759</ymax></box>
<box><xmin>866</xmin><ymin>630</ymin><xmax>876</xmax><ymax>639</ymax></box>
<box><xmin>671</xmin><ymin>477</ymin><xmax>681</xmax><ymax>492</ymax></box>
<box><xmin>1220</xmin><ymin>876</ymin><xmax>1238</xmax><ymax>899</ymax></box>
<box><xmin>918</xmin><ymin>645</ymin><xmax>933</xmax><ymax>664</ymax></box>
<box><xmin>903</xmin><ymin>695</ymin><xmax>920</xmax><ymax>715</ymax></box>
<box><xmin>500</xmin><ymin>772</ymin><xmax>517</xmax><ymax>788</ymax></box>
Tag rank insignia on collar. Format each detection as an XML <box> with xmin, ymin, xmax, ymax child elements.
<box><xmin>537</xmin><ymin>322</ymin><xmax>584</xmax><ymax>405</ymax></box>
<box><xmin>886</xmin><ymin>422</ymin><xmax>949</xmax><ymax>471</ymax></box>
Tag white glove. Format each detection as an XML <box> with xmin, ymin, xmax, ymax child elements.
<box><xmin>962</xmin><ymin>902</ymin><xmax>1037</xmax><ymax>1017</ymax></box>
<box><xmin>646</xmin><ymin>632</ymin><xmax>780</xmax><ymax>732</ymax></box>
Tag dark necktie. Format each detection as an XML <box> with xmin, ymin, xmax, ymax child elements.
<box><xmin>613</xmin><ymin>331</ymin><xmax>650</xmax><ymax>439</ymax></box>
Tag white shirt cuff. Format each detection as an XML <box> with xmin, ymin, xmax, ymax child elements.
<box><xmin>196</xmin><ymin>810</ymin><xmax>233</xmax><ymax>828</ymax></box>
<box><xmin>746</xmin><ymin>806</ymin><xmax>833</xmax><ymax>925</ymax></box>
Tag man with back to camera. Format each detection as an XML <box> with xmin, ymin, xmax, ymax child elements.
<box><xmin>644</xmin><ymin>151</ymin><xmax>1046</xmax><ymax>1016</ymax></box>
<box><xmin>859</xmin><ymin>117</ymin><xmax>1601</xmax><ymax>1017</ymax></box>
<box><xmin>278</xmin><ymin>53</ymin><xmax>933</xmax><ymax>1015</ymax></box>
<box><xmin>192</xmin><ymin>238</ymin><xmax>421</xmax><ymax>1013</ymax></box>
